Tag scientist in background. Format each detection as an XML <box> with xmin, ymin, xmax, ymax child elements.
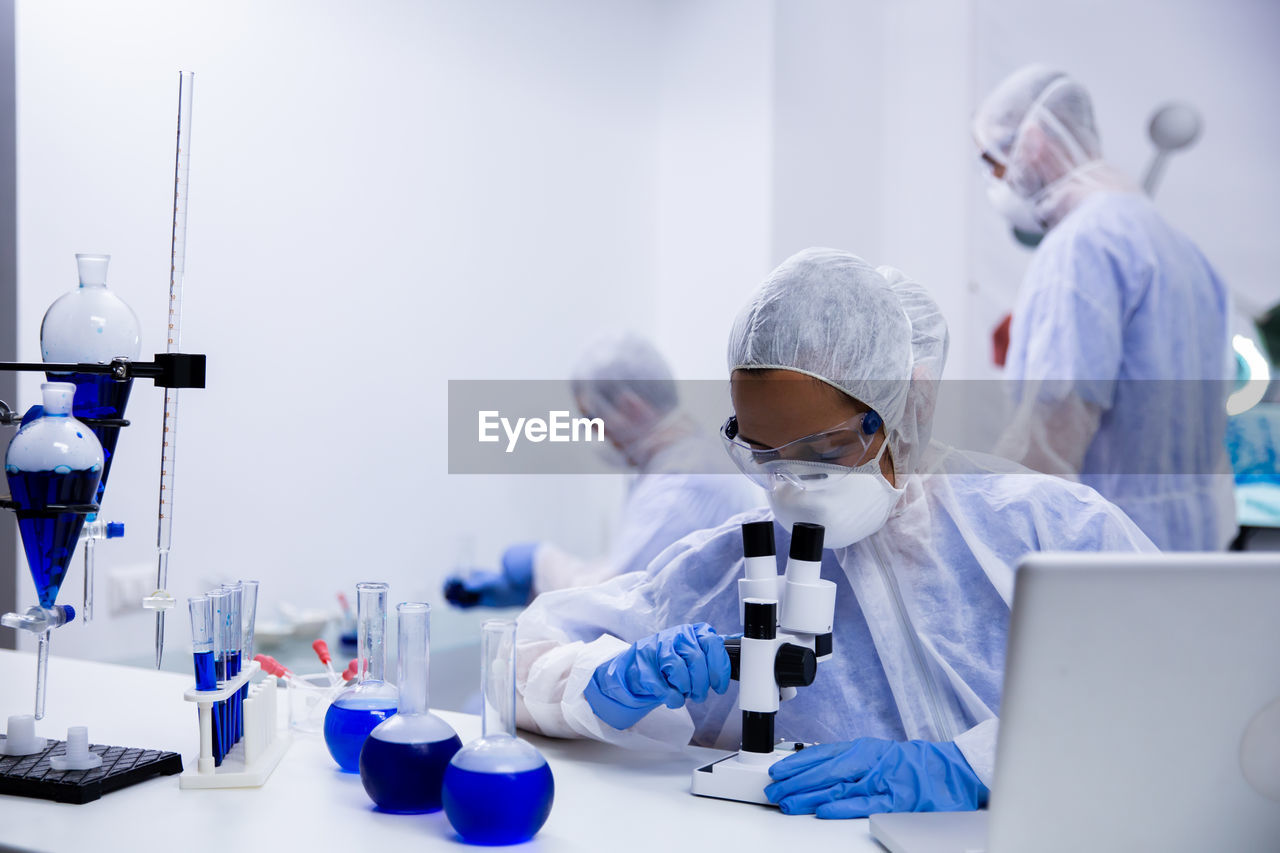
<box><xmin>444</xmin><ymin>332</ymin><xmax>759</xmax><ymax>608</ymax></box>
<box><xmin>976</xmin><ymin>64</ymin><xmax>1236</xmax><ymax>552</ymax></box>
<box><xmin>512</xmin><ymin>249</ymin><xmax>1153</xmax><ymax>819</ymax></box>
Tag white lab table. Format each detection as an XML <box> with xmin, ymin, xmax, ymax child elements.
<box><xmin>0</xmin><ymin>650</ymin><xmax>883</xmax><ymax>852</ymax></box>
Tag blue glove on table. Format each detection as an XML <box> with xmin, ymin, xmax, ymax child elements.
<box><xmin>583</xmin><ymin>623</ymin><xmax>731</xmax><ymax>730</ymax></box>
<box><xmin>764</xmin><ymin>737</ymin><xmax>989</xmax><ymax>819</ymax></box>
<box><xmin>442</xmin><ymin>542</ymin><xmax>541</xmax><ymax>609</ymax></box>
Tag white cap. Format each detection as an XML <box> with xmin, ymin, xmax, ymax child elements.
<box><xmin>2</xmin><ymin>714</ymin><xmax>46</xmax><ymax>756</ymax></box>
<box><xmin>75</xmin><ymin>253</ymin><xmax>110</xmax><ymax>287</ymax></box>
<box><xmin>40</xmin><ymin>382</ymin><xmax>77</xmax><ymax>416</ymax></box>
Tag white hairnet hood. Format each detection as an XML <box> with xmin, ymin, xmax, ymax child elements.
<box><xmin>973</xmin><ymin>64</ymin><xmax>1134</xmax><ymax>228</ymax></box>
<box><xmin>727</xmin><ymin>248</ymin><xmax>949</xmax><ymax>480</ymax></box>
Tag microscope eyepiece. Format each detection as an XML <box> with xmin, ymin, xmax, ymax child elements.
<box><xmin>741</xmin><ymin>521</ymin><xmax>775</xmax><ymax>558</ymax></box>
<box><xmin>789</xmin><ymin>522</ymin><xmax>824</xmax><ymax>562</ymax></box>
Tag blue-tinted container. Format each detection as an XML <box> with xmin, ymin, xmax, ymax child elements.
<box><xmin>40</xmin><ymin>254</ymin><xmax>140</xmax><ymax>507</ymax></box>
<box><xmin>443</xmin><ymin>620</ymin><xmax>554</xmax><ymax>844</ymax></box>
<box><xmin>325</xmin><ymin>582</ymin><xmax>398</xmax><ymax>772</ymax></box>
<box><xmin>359</xmin><ymin>602</ymin><xmax>461</xmax><ymax>812</ymax></box>
<box><xmin>4</xmin><ymin>382</ymin><xmax>103</xmax><ymax>607</ymax></box>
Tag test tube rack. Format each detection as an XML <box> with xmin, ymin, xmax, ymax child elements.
<box><xmin>179</xmin><ymin>660</ymin><xmax>291</xmax><ymax>789</ymax></box>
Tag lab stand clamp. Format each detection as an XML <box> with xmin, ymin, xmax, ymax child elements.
<box><xmin>180</xmin><ymin>660</ymin><xmax>292</xmax><ymax>789</ymax></box>
<box><xmin>690</xmin><ymin>521</ymin><xmax>835</xmax><ymax>806</ymax></box>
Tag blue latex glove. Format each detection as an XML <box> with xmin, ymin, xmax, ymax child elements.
<box><xmin>764</xmin><ymin>737</ymin><xmax>989</xmax><ymax>819</ymax></box>
<box><xmin>583</xmin><ymin>623</ymin><xmax>731</xmax><ymax>730</ymax></box>
<box><xmin>500</xmin><ymin>542</ymin><xmax>539</xmax><ymax>589</ymax></box>
<box><xmin>442</xmin><ymin>543</ymin><xmax>540</xmax><ymax>609</ymax></box>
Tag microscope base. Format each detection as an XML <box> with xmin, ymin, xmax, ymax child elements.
<box><xmin>690</xmin><ymin>742</ymin><xmax>806</xmax><ymax>805</ymax></box>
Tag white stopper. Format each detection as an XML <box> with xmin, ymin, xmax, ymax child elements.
<box><xmin>75</xmin><ymin>253</ymin><xmax>110</xmax><ymax>287</ymax></box>
<box><xmin>49</xmin><ymin>725</ymin><xmax>103</xmax><ymax>770</ymax></box>
<box><xmin>40</xmin><ymin>382</ymin><xmax>77</xmax><ymax>416</ymax></box>
<box><xmin>2</xmin><ymin>714</ymin><xmax>47</xmax><ymax>756</ymax></box>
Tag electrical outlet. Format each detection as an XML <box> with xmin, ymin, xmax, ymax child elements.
<box><xmin>107</xmin><ymin>564</ymin><xmax>156</xmax><ymax>617</ymax></box>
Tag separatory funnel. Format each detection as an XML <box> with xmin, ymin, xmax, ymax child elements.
<box><xmin>443</xmin><ymin>619</ymin><xmax>554</xmax><ymax>844</ymax></box>
<box><xmin>40</xmin><ymin>253</ymin><xmax>141</xmax><ymax>507</ymax></box>
<box><xmin>324</xmin><ymin>582</ymin><xmax>399</xmax><ymax>772</ymax></box>
<box><xmin>359</xmin><ymin>602</ymin><xmax>462</xmax><ymax>813</ymax></box>
<box><xmin>1</xmin><ymin>382</ymin><xmax>103</xmax><ymax>718</ymax></box>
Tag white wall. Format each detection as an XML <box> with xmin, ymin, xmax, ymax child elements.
<box><xmin>13</xmin><ymin>0</ymin><xmax>662</xmax><ymax>660</ymax></box>
<box><xmin>651</xmin><ymin>0</ymin><xmax>775</xmax><ymax>382</ymax></box>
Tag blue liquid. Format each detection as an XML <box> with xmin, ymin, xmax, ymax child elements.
<box><xmin>324</xmin><ymin>698</ymin><xmax>397</xmax><ymax>772</ymax></box>
<box><xmin>359</xmin><ymin>733</ymin><xmax>462</xmax><ymax>814</ymax></box>
<box><xmin>5</xmin><ymin>468</ymin><xmax>101</xmax><ymax>607</ymax></box>
<box><xmin>225</xmin><ymin>652</ymin><xmax>242</xmax><ymax>744</ymax></box>
<box><xmin>213</xmin><ymin>657</ymin><xmax>227</xmax><ymax>765</ymax></box>
<box><xmin>442</xmin><ymin>763</ymin><xmax>555</xmax><ymax>845</ymax></box>
<box><xmin>193</xmin><ymin>650</ymin><xmax>216</xmax><ymax>690</ymax></box>
<box><xmin>46</xmin><ymin>372</ymin><xmax>133</xmax><ymax>506</ymax></box>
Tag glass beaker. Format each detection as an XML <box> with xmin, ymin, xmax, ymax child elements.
<box><xmin>40</xmin><ymin>253</ymin><xmax>141</xmax><ymax>506</ymax></box>
<box><xmin>359</xmin><ymin>602</ymin><xmax>461</xmax><ymax>813</ymax></box>
<box><xmin>443</xmin><ymin>619</ymin><xmax>554</xmax><ymax>844</ymax></box>
<box><xmin>324</xmin><ymin>582</ymin><xmax>399</xmax><ymax>772</ymax></box>
<box><xmin>289</xmin><ymin>673</ymin><xmax>341</xmax><ymax>734</ymax></box>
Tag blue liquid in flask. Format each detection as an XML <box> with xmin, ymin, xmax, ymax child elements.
<box><xmin>359</xmin><ymin>732</ymin><xmax>462</xmax><ymax>814</ymax></box>
<box><xmin>44</xmin><ymin>372</ymin><xmax>133</xmax><ymax>505</ymax></box>
<box><xmin>443</xmin><ymin>761</ymin><xmax>555</xmax><ymax>845</ymax></box>
<box><xmin>324</xmin><ymin>697</ymin><xmax>397</xmax><ymax>772</ymax></box>
<box><xmin>5</xmin><ymin>467</ymin><xmax>100</xmax><ymax>607</ymax></box>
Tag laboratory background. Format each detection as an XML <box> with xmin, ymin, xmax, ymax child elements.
<box><xmin>1</xmin><ymin>0</ymin><xmax>1278</xmax><ymax>693</ymax></box>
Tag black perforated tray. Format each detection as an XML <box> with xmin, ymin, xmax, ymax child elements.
<box><xmin>0</xmin><ymin>735</ymin><xmax>182</xmax><ymax>804</ymax></box>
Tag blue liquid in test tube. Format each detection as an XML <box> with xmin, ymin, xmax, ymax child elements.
<box><xmin>188</xmin><ymin>595</ymin><xmax>220</xmax><ymax>767</ymax></box>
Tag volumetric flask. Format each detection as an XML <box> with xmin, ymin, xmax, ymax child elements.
<box><xmin>443</xmin><ymin>619</ymin><xmax>554</xmax><ymax>844</ymax></box>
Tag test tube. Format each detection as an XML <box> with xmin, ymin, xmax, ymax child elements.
<box><xmin>189</xmin><ymin>596</ymin><xmax>216</xmax><ymax>689</ymax></box>
<box><xmin>207</xmin><ymin>587</ymin><xmax>230</xmax><ymax>765</ymax></box>
<box><xmin>188</xmin><ymin>595</ymin><xmax>217</xmax><ymax>766</ymax></box>
<box><xmin>221</xmin><ymin>583</ymin><xmax>244</xmax><ymax>746</ymax></box>
<box><xmin>240</xmin><ymin>580</ymin><xmax>259</xmax><ymax>663</ymax></box>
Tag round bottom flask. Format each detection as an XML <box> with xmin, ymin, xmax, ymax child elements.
<box><xmin>443</xmin><ymin>735</ymin><xmax>554</xmax><ymax>845</ymax></box>
<box><xmin>324</xmin><ymin>582</ymin><xmax>398</xmax><ymax>772</ymax></box>
<box><xmin>360</xmin><ymin>712</ymin><xmax>462</xmax><ymax>813</ymax></box>
<box><xmin>358</xmin><ymin>602</ymin><xmax>461</xmax><ymax>813</ymax></box>
<box><xmin>442</xmin><ymin>619</ymin><xmax>554</xmax><ymax>844</ymax></box>
<box><xmin>324</xmin><ymin>690</ymin><xmax>398</xmax><ymax>773</ymax></box>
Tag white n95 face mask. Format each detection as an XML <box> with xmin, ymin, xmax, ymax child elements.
<box><xmin>766</xmin><ymin>441</ymin><xmax>905</xmax><ymax>549</ymax></box>
<box><xmin>985</xmin><ymin>177</ymin><xmax>1044</xmax><ymax>236</ymax></box>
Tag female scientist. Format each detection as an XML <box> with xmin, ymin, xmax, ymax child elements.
<box><xmin>513</xmin><ymin>248</ymin><xmax>1154</xmax><ymax>818</ymax></box>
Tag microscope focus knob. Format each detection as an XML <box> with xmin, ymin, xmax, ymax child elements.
<box><xmin>775</xmin><ymin>643</ymin><xmax>817</xmax><ymax>688</ymax></box>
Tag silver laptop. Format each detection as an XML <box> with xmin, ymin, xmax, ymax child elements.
<box><xmin>870</xmin><ymin>552</ymin><xmax>1280</xmax><ymax>853</ymax></box>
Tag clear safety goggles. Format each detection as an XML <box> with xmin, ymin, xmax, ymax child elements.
<box><xmin>721</xmin><ymin>410</ymin><xmax>884</xmax><ymax>491</ymax></box>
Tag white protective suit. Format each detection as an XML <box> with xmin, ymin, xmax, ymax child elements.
<box><xmin>515</xmin><ymin>249</ymin><xmax>1155</xmax><ymax>786</ymax></box>
<box><xmin>976</xmin><ymin>65</ymin><xmax>1237</xmax><ymax>551</ymax></box>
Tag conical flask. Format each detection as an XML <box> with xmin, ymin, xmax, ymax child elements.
<box><xmin>443</xmin><ymin>619</ymin><xmax>554</xmax><ymax>844</ymax></box>
<box><xmin>40</xmin><ymin>253</ymin><xmax>141</xmax><ymax>507</ymax></box>
<box><xmin>359</xmin><ymin>602</ymin><xmax>462</xmax><ymax>813</ymax></box>
<box><xmin>324</xmin><ymin>582</ymin><xmax>400</xmax><ymax>772</ymax></box>
<box><xmin>4</xmin><ymin>382</ymin><xmax>103</xmax><ymax>607</ymax></box>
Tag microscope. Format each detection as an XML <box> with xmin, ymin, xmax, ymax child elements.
<box><xmin>690</xmin><ymin>520</ymin><xmax>836</xmax><ymax>805</ymax></box>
